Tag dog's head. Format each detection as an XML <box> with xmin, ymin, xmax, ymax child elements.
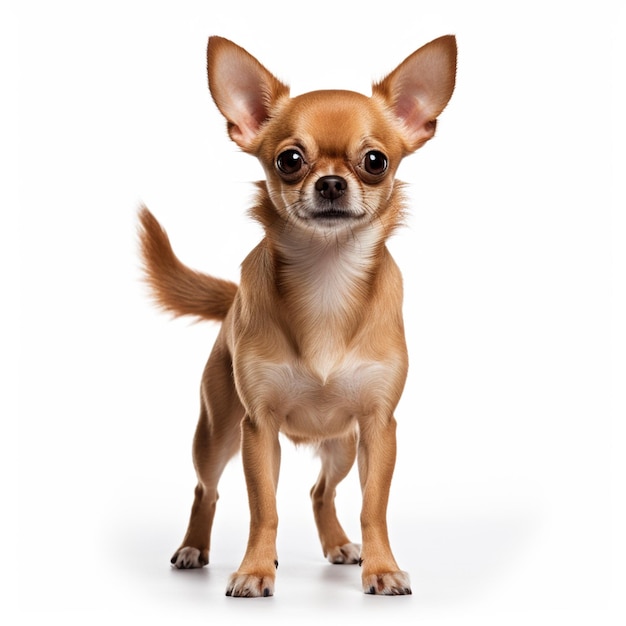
<box><xmin>207</xmin><ymin>36</ymin><xmax>456</xmax><ymax>235</ymax></box>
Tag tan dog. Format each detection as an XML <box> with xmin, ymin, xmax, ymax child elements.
<box><xmin>139</xmin><ymin>35</ymin><xmax>456</xmax><ymax>597</ymax></box>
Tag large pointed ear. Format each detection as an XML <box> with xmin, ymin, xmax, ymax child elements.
<box><xmin>207</xmin><ymin>37</ymin><xmax>290</xmax><ymax>151</ymax></box>
<box><xmin>373</xmin><ymin>35</ymin><xmax>457</xmax><ymax>152</ymax></box>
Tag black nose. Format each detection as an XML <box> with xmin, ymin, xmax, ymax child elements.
<box><xmin>315</xmin><ymin>175</ymin><xmax>347</xmax><ymax>201</ymax></box>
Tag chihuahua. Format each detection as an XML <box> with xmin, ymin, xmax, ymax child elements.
<box><xmin>139</xmin><ymin>35</ymin><xmax>456</xmax><ymax>597</ymax></box>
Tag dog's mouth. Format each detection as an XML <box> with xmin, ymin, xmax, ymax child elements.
<box><xmin>289</xmin><ymin>182</ymin><xmax>369</xmax><ymax>226</ymax></box>
<box><xmin>309</xmin><ymin>208</ymin><xmax>366</xmax><ymax>221</ymax></box>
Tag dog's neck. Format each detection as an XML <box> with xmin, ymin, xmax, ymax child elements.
<box><xmin>274</xmin><ymin>221</ymin><xmax>382</xmax><ymax>311</ymax></box>
<box><xmin>274</xmin><ymin>224</ymin><xmax>382</xmax><ymax>380</ymax></box>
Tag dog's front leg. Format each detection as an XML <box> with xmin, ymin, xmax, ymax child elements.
<box><xmin>357</xmin><ymin>415</ymin><xmax>411</xmax><ymax>595</ymax></box>
<box><xmin>226</xmin><ymin>414</ymin><xmax>280</xmax><ymax>597</ymax></box>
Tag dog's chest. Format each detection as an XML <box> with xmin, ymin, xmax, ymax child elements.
<box><xmin>260</xmin><ymin>353</ymin><xmax>395</xmax><ymax>439</ymax></box>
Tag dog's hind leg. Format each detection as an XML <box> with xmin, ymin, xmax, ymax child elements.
<box><xmin>171</xmin><ymin>342</ymin><xmax>244</xmax><ymax>569</ymax></box>
<box><xmin>311</xmin><ymin>432</ymin><xmax>361</xmax><ymax>565</ymax></box>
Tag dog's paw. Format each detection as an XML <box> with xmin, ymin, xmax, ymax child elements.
<box><xmin>170</xmin><ymin>546</ymin><xmax>208</xmax><ymax>569</ymax></box>
<box><xmin>226</xmin><ymin>572</ymin><xmax>275</xmax><ymax>598</ymax></box>
<box><xmin>362</xmin><ymin>570</ymin><xmax>411</xmax><ymax>596</ymax></box>
<box><xmin>326</xmin><ymin>542</ymin><xmax>361</xmax><ymax>565</ymax></box>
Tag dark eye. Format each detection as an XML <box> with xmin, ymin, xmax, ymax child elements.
<box><xmin>363</xmin><ymin>150</ymin><xmax>388</xmax><ymax>176</ymax></box>
<box><xmin>276</xmin><ymin>149</ymin><xmax>305</xmax><ymax>178</ymax></box>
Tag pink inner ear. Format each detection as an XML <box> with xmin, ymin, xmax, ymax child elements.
<box><xmin>228</xmin><ymin>96</ymin><xmax>268</xmax><ymax>145</ymax></box>
<box><xmin>394</xmin><ymin>93</ymin><xmax>435</xmax><ymax>145</ymax></box>
<box><xmin>396</xmin><ymin>94</ymin><xmax>424</xmax><ymax>128</ymax></box>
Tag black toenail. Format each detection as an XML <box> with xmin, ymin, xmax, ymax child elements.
<box><xmin>368</xmin><ymin>586</ymin><xmax>376</xmax><ymax>594</ymax></box>
<box><xmin>263</xmin><ymin>588</ymin><xmax>270</xmax><ymax>597</ymax></box>
<box><xmin>358</xmin><ymin>558</ymin><xmax>363</xmax><ymax>567</ymax></box>
<box><xmin>225</xmin><ymin>590</ymin><xmax>232</xmax><ymax>597</ymax></box>
<box><xmin>274</xmin><ymin>560</ymin><xmax>279</xmax><ymax>569</ymax></box>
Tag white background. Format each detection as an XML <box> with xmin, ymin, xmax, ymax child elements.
<box><xmin>7</xmin><ymin>0</ymin><xmax>625</xmax><ymax>624</ymax></box>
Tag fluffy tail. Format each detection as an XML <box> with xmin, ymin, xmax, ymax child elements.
<box><xmin>138</xmin><ymin>207</ymin><xmax>237</xmax><ymax>321</ymax></box>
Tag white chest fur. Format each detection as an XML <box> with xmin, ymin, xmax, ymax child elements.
<box><xmin>257</xmin><ymin>353</ymin><xmax>401</xmax><ymax>441</ymax></box>
<box><xmin>276</xmin><ymin>225</ymin><xmax>382</xmax><ymax>381</ymax></box>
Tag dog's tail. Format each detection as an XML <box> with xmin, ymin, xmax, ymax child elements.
<box><xmin>138</xmin><ymin>207</ymin><xmax>237</xmax><ymax>321</ymax></box>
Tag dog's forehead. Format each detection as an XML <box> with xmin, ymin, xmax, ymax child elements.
<box><xmin>278</xmin><ymin>90</ymin><xmax>396</xmax><ymax>149</ymax></box>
